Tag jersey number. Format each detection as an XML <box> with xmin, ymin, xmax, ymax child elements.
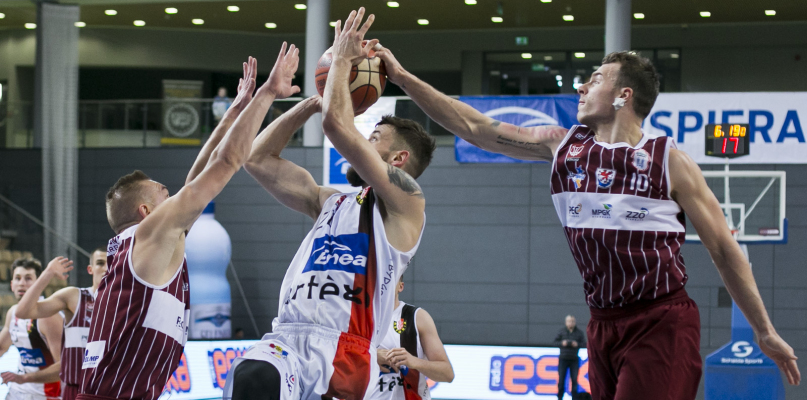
<box><xmin>629</xmin><ymin>173</ymin><xmax>649</xmax><ymax>192</ymax></box>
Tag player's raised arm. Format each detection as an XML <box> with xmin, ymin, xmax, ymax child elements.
<box><xmin>669</xmin><ymin>149</ymin><xmax>800</xmax><ymax>386</ymax></box>
<box><xmin>322</xmin><ymin>8</ymin><xmax>425</xmax><ymax>222</ymax></box>
<box><xmin>373</xmin><ymin>45</ymin><xmax>567</xmax><ymax>162</ymax></box>
<box><xmin>15</xmin><ymin>257</ymin><xmax>79</xmax><ymax>321</ymax></box>
<box><xmin>135</xmin><ymin>45</ymin><xmax>300</xmax><ymax>285</ymax></box>
<box><xmin>187</xmin><ymin>60</ymin><xmax>258</xmax><ymax>184</ymax></box>
<box><xmin>245</xmin><ymin>95</ymin><xmax>338</xmax><ymax>220</ymax></box>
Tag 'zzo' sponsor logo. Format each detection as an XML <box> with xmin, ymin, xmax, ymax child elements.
<box><xmin>591</xmin><ymin>204</ymin><xmax>613</xmax><ymax>218</ymax></box>
<box><xmin>626</xmin><ymin>208</ymin><xmax>650</xmax><ymax>221</ymax></box>
<box><xmin>208</xmin><ymin>347</ymin><xmax>249</xmax><ymax>389</ymax></box>
<box><xmin>489</xmin><ymin>354</ymin><xmax>590</xmax><ymax>395</ymax></box>
<box><xmin>163</xmin><ymin>352</ymin><xmax>191</xmax><ymax>394</ymax></box>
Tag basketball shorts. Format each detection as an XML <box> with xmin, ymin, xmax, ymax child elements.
<box><xmin>586</xmin><ymin>289</ymin><xmax>702</xmax><ymax>400</ymax></box>
<box><xmin>62</xmin><ymin>384</ymin><xmax>80</xmax><ymax>400</ymax></box>
<box><xmin>223</xmin><ymin>323</ymin><xmax>378</xmax><ymax>400</ymax></box>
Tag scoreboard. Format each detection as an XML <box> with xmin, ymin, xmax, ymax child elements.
<box><xmin>704</xmin><ymin>123</ymin><xmax>750</xmax><ymax>158</ymax></box>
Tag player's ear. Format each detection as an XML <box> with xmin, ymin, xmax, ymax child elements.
<box><xmin>87</xmin><ymin>265</ymin><xmax>93</xmax><ymax>275</ymax></box>
<box><xmin>391</xmin><ymin>150</ymin><xmax>409</xmax><ymax>168</ymax></box>
<box><xmin>620</xmin><ymin>87</ymin><xmax>632</xmax><ymax>102</ymax></box>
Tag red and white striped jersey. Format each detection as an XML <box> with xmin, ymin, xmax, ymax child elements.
<box><xmin>550</xmin><ymin>126</ymin><xmax>688</xmax><ymax>308</ymax></box>
<box><xmin>80</xmin><ymin>224</ymin><xmax>190</xmax><ymax>400</ymax></box>
<box><xmin>8</xmin><ymin>306</ymin><xmax>61</xmax><ymax>398</ymax></box>
<box><xmin>61</xmin><ymin>287</ymin><xmax>95</xmax><ymax>386</ymax></box>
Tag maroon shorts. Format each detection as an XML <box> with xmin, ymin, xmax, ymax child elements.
<box><xmin>586</xmin><ymin>289</ymin><xmax>702</xmax><ymax>400</ymax></box>
<box><xmin>63</xmin><ymin>384</ymin><xmax>80</xmax><ymax>400</ymax></box>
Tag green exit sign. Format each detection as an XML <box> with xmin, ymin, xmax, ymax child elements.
<box><xmin>516</xmin><ymin>36</ymin><xmax>529</xmax><ymax>45</ymax></box>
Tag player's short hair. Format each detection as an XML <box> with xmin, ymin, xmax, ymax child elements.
<box><xmin>601</xmin><ymin>51</ymin><xmax>660</xmax><ymax>119</ymax></box>
<box><xmin>105</xmin><ymin>170</ymin><xmax>153</xmax><ymax>233</ymax></box>
<box><xmin>11</xmin><ymin>257</ymin><xmax>42</xmax><ymax>277</ymax></box>
<box><xmin>91</xmin><ymin>247</ymin><xmax>107</xmax><ymax>263</ymax></box>
<box><xmin>377</xmin><ymin>115</ymin><xmax>436</xmax><ymax>179</ymax></box>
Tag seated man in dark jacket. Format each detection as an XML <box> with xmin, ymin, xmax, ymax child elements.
<box><xmin>554</xmin><ymin>315</ymin><xmax>586</xmax><ymax>400</ymax></box>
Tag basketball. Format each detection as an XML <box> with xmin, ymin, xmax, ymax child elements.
<box><xmin>314</xmin><ymin>45</ymin><xmax>386</xmax><ymax>116</ymax></box>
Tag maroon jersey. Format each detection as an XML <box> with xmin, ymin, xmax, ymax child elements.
<box><xmin>62</xmin><ymin>287</ymin><xmax>95</xmax><ymax>386</ymax></box>
<box><xmin>80</xmin><ymin>224</ymin><xmax>190</xmax><ymax>400</ymax></box>
<box><xmin>550</xmin><ymin>126</ymin><xmax>688</xmax><ymax>308</ymax></box>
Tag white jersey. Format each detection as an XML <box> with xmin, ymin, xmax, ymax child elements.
<box><xmin>275</xmin><ymin>188</ymin><xmax>423</xmax><ymax>345</ymax></box>
<box><xmin>7</xmin><ymin>307</ymin><xmax>61</xmax><ymax>398</ymax></box>
<box><xmin>369</xmin><ymin>302</ymin><xmax>432</xmax><ymax>400</ymax></box>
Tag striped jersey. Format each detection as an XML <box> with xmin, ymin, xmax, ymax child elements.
<box><xmin>275</xmin><ymin>187</ymin><xmax>423</xmax><ymax>345</ymax></box>
<box><xmin>80</xmin><ymin>224</ymin><xmax>190</xmax><ymax>399</ymax></box>
<box><xmin>61</xmin><ymin>287</ymin><xmax>95</xmax><ymax>386</ymax></box>
<box><xmin>369</xmin><ymin>302</ymin><xmax>431</xmax><ymax>400</ymax></box>
<box><xmin>8</xmin><ymin>306</ymin><xmax>61</xmax><ymax>398</ymax></box>
<box><xmin>550</xmin><ymin>126</ymin><xmax>688</xmax><ymax>308</ymax></box>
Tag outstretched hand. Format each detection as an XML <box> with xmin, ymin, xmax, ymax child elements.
<box><xmin>759</xmin><ymin>332</ymin><xmax>801</xmax><ymax>385</ymax></box>
<box><xmin>45</xmin><ymin>256</ymin><xmax>73</xmax><ymax>280</ymax></box>
<box><xmin>332</xmin><ymin>7</ymin><xmax>378</xmax><ymax>66</ymax></box>
<box><xmin>227</xmin><ymin>57</ymin><xmax>258</xmax><ymax>114</ymax></box>
<box><xmin>260</xmin><ymin>42</ymin><xmax>301</xmax><ymax>99</ymax></box>
<box><xmin>372</xmin><ymin>43</ymin><xmax>405</xmax><ymax>86</ymax></box>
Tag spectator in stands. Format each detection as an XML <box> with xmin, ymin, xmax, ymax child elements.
<box><xmin>212</xmin><ymin>86</ymin><xmax>232</xmax><ymax>125</ymax></box>
<box><xmin>554</xmin><ymin>315</ymin><xmax>585</xmax><ymax>400</ymax></box>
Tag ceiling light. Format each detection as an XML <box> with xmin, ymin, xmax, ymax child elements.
<box><xmin>574</xmin><ymin>52</ymin><xmax>585</xmax><ymax>58</ymax></box>
<box><xmin>521</xmin><ymin>53</ymin><xmax>532</xmax><ymax>59</ymax></box>
<box><xmin>465</xmin><ymin>0</ymin><xmax>477</xmax><ymax>4</ymax></box>
<box><xmin>633</xmin><ymin>13</ymin><xmax>645</xmax><ymax>20</ymax></box>
<box><xmin>0</xmin><ymin>13</ymin><xmax>5</xmax><ymax>19</ymax></box>
<box><xmin>700</xmin><ymin>11</ymin><xmax>711</xmax><ymax>18</ymax></box>
<box><xmin>491</xmin><ymin>17</ymin><xmax>503</xmax><ymax>23</ymax></box>
<box><xmin>544</xmin><ymin>55</ymin><xmax>553</xmax><ymax>61</ymax></box>
<box><xmin>387</xmin><ymin>1</ymin><xmax>399</xmax><ymax>7</ymax></box>
<box><xmin>417</xmin><ymin>19</ymin><xmax>429</xmax><ymax>25</ymax></box>
<box><xmin>105</xmin><ymin>10</ymin><xmax>117</xmax><ymax>16</ymax></box>
<box><xmin>192</xmin><ymin>19</ymin><xmax>204</xmax><ymax>25</ymax></box>
<box><xmin>541</xmin><ymin>0</ymin><xmax>551</xmax><ymax>3</ymax></box>
<box><xmin>329</xmin><ymin>21</ymin><xmax>337</xmax><ymax>27</ymax></box>
<box><xmin>555</xmin><ymin>75</ymin><xmax>562</xmax><ymax>80</ymax></box>
<box><xmin>294</xmin><ymin>4</ymin><xmax>307</xmax><ymax>10</ymax></box>
<box><xmin>227</xmin><ymin>6</ymin><xmax>239</xmax><ymax>12</ymax></box>
<box><xmin>765</xmin><ymin>10</ymin><xmax>776</xmax><ymax>16</ymax></box>
<box><xmin>265</xmin><ymin>22</ymin><xmax>277</xmax><ymax>29</ymax></box>
<box><xmin>670</xmin><ymin>53</ymin><xmax>679</xmax><ymax>59</ymax></box>
<box><xmin>563</xmin><ymin>15</ymin><xmax>574</xmax><ymax>21</ymax></box>
<box><xmin>75</xmin><ymin>21</ymin><xmax>86</xmax><ymax>27</ymax></box>
<box><xmin>25</xmin><ymin>23</ymin><xmax>36</xmax><ymax>29</ymax></box>
<box><xmin>133</xmin><ymin>20</ymin><xmax>146</xmax><ymax>26</ymax></box>
<box><xmin>165</xmin><ymin>8</ymin><xmax>178</xmax><ymax>14</ymax></box>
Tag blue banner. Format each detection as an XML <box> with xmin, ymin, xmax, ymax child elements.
<box><xmin>456</xmin><ymin>95</ymin><xmax>580</xmax><ymax>163</ymax></box>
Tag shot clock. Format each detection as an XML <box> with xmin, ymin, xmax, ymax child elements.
<box><xmin>704</xmin><ymin>123</ymin><xmax>750</xmax><ymax>158</ymax></box>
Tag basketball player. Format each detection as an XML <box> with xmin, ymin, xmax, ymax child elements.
<box><xmin>77</xmin><ymin>44</ymin><xmax>300</xmax><ymax>400</ymax></box>
<box><xmin>372</xmin><ymin>48</ymin><xmax>800</xmax><ymax>398</ymax></box>
<box><xmin>15</xmin><ymin>248</ymin><xmax>107</xmax><ymax>400</ymax></box>
<box><xmin>369</xmin><ymin>277</ymin><xmax>454</xmax><ymax>400</ymax></box>
<box><xmin>0</xmin><ymin>258</ymin><xmax>63</xmax><ymax>400</ymax></box>
<box><xmin>223</xmin><ymin>9</ymin><xmax>435</xmax><ymax>400</ymax></box>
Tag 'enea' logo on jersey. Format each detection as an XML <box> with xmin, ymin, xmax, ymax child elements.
<box><xmin>304</xmin><ymin>233</ymin><xmax>370</xmax><ymax>275</ymax></box>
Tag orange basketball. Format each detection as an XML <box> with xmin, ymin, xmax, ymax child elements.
<box><xmin>315</xmin><ymin>46</ymin><xmax>387</xmax><ymax>116</ymax></box>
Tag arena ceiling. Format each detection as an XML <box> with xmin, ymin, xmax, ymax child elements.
<box><xmin>0</xmin><ymin>0</ymin><xmax>806</xmax><ymax>34</ymax></box>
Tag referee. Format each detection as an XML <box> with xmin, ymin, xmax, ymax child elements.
<box><xmin>554</xmin><ymin>315</ymin><xmax>586</xmax><ymax>400</ymax></box>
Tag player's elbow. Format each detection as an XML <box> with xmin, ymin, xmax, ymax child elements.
<box><xmin>14</xmin><ymin>307</ymin><xmax>34</xmax><ymax>320</ymax></box>
<box><xmin>443</xmin><ymin>365</ymin><xmax>455</xmax><ymax>383</ymax></box>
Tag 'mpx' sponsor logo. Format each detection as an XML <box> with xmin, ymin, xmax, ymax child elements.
<box><xmin>163</xmin><ymin>352</ymin><xmax>191</xmax><ymax>394</ymax></box>
<box><xmin>304</xmin><ymin>233</ymin><xmax>369</xmax><ymax>275</ymax></box>
<box><xmin>208</xmin><ymin>347</ymin><xmax>249</xmax><ymax>389</ymax></box>
<box><xmin>489</xmin><ymin>354</ymin><xmax>590</xmax><ymax>396</ymax></box>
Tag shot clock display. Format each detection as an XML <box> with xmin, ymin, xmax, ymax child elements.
<box><xmin>705</xmin><ymin>123</ymin><xmax>750</xmax><ymax>158</ymax></box>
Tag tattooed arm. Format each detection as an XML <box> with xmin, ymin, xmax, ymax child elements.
<box><xmin>374</xmin><ymin>45</ymin><xmax>568</xmax><ymax>162</ymax></box>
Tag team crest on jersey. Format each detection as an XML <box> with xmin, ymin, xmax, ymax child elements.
<box><xmin>269</xmin><ymin>343</ymin><xmax>289</xmax><ymax>359</ymax></box>
<box><xmin>566</xmin><ymin>145</ymin><xmax>585</xmax><ymax>162</ymax></box>
<box><xmin>632</xmin><ymin>149</ymin><xmax>651</xmax><ymax>172</ymax></box>
<box><xmin>356</xmin><ymin>186</ymin><xmax>372</xmax><ymax>205</ymax></box>
<box><xmin>569</xmin><ymin>166</ymin><xmax>586</xmax><ymax>189</ymax></box>
<box><xmin>393</xmin><ymin>318</ymin><xmax>406</xmax><ymax>334</ymax></box>
<box><xmin>595</xmin><ymin>168</ymin><xmax>616</xmax><ymax>189</ymax></box>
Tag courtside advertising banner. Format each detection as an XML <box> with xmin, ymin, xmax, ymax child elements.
<box><xmin>0</xmin><ymin>342</ymin><xmax>589</xmax><ymax>399</ymax></box>
<box><xmin>457</xmin><ymin>93</ymin><xmax>807</xmax><ymax>164</ymax></box>
<box><xmin>323</xmin><ymin>97</ymin><xmax>397</xmax><ymax>193</ymax></box>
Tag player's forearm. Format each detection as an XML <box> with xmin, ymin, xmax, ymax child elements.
<box><xmin>410</xmin><ymin>358</ymin><xmax>454</xmax><ymax>383</ymax></box>
<box><xmin>15</xmin><ymin>273</ymin><xmax>53</xmax><ymax>319</ymax></box>
<box><xmin>248</xmin><ymin>97</ymin><xmax>319</xmax><ymax>165</ymax></box>
<box><xmin>187</xmin><ymin>112</ymin><xmax>239</xmax><ymax>184</ymax></box>
<box><xmin>712</xmin><ymin>245</ymin><xmax>775</xmax><ymax>336</ymax></box>
<box><xmin>22</xmin><ymin>362</ymin><xmax>60</xmax><ymax>384</ymax></box>
<box><xmin>213</xmin><ymin>92</ymin><xmax>276</xmax><ymax>170</ymax></box>
<box><xmin>321</xmin><ymin>58</ymin><xmax>359</xmax><ymax>144</ymax></box>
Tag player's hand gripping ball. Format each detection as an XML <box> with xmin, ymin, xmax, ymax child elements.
<box><xmin>315</xmin><ymin>42</ymin><xmax>387</xmax><ymax>116</ymax></box>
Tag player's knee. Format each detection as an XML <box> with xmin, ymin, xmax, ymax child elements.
<box><xmin>231</xmin><ymin>360</ymin><xmax>282</xmax><ymax>400</ymax></box>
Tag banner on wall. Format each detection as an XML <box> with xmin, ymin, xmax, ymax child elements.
<box><xmin>455</xmin><ymin>95</ymin><xmax>580</xmax><ymax>163</ymax></box>
<box><xmin>162</xmin><ymin>79</ymin><xmax>204</xmax><ymax>146</ymax></box>
<box><xmin>323</xmin><ymin>97</ymin><xmax>397</xmax><ymax>193</ymax></box>
<box><xmin>0</xmin><ymin>342</ymin><xmax>589</xmax><ymax>400</ymax></box>
<box><xmin>457</xmin><ymin>93</ymin><xmax>807</xmax><ymax>164</ymax></box>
